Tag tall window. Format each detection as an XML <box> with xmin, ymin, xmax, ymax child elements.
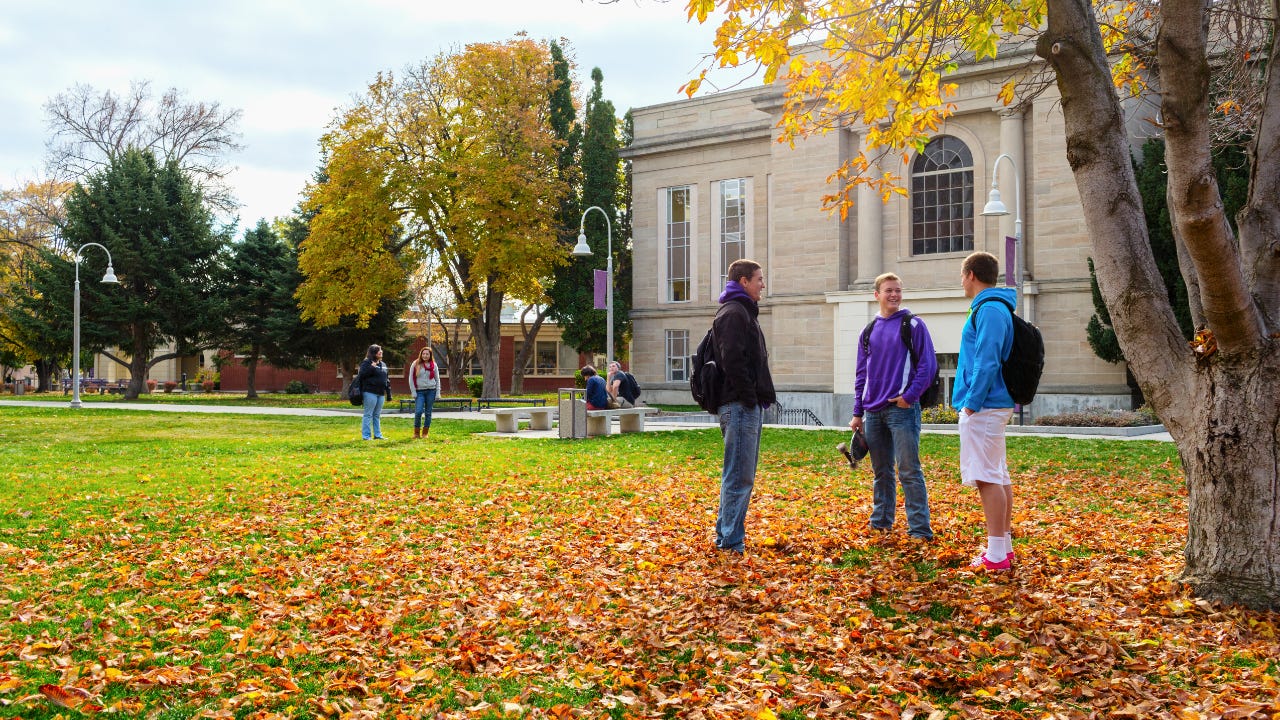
<box><xmin>667</xmin><ymin>187</ymin><xmax>691</xmax><ymax>301</ymax></box>
<box><xmin>719</xmin><ymin>178</ymin><xmax>747</xmax><ymax>286</ymax></box>
<box><xmin>666</xmin><ymin>330</ymin><xmax>689</xmax><ymax>382</ymax></box>
<box><xmin>911</xmin><ymin>136</ymin><xmax>974</xmax><ymax>255</ymax></box>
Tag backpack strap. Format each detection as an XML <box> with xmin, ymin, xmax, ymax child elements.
<box><xmin>968</xmin><ymin>297</ymin><xmax>1016</xmax><ymax>359</ymax></box>
<box><xmin>863</xmin><ymin>312</ymin><xmax>922</xmax><ymax>369</ymax></box>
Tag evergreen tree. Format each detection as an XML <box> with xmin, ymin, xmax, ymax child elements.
<box><xmin>13</xmin><ymin>149</ymin><xmax>229</xmax><ymax>399</ymax></box>
<box><xmin>1086</xmin><ymin>138</ymin><xmax>1251</xmax><ymax>407</ymax></box>
<box><xmin>547</xmin><ymin>67</ymin><xmax>626</xmax><ymax>356</ymax></box>
<box><xmin>222</xmin><ymin>220</ymin><xmax>314</xmax><ymax>398</ymax></box>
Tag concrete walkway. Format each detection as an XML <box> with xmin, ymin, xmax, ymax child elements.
<box><xmin>0</xmin><ymin>399</ymin><xmax>1173</xmax><ymax>442</ymax></box>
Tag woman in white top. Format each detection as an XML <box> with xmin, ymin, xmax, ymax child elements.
<box><xmin>407</xmin><ymin>346</ymin><xmax>440</xmax><ymax>438</ymax></box>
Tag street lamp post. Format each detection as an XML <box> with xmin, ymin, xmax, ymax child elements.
<box><xmin>571</xmin><ymin>206</ymin><xmax>614</xmax><ymax>367</ymax></box>
<box><xmin>71</xmin><ymin>243</ymin><xmax>119</xmax><ymax>409</ymax></box>
<box><xmin>981</xmin><ymin>154</ymin><xmax>1027</xmax><ymax>422</ymax></box>
<box><xmin>980</xmin><ymin>152</ymin><xmax>1023</xmax><ymax>295</ymax></box>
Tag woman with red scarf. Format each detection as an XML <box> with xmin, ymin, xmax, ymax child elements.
<box><xmin>408</xmin><ymin>346</ymin><xmax>440</xmax><ymax>438</ymax></box>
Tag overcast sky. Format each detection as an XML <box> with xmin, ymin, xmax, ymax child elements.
<box><xmin>0</xmin><ymin>0</ymin><xmax>753</xmax><ymax>234</ymax></box>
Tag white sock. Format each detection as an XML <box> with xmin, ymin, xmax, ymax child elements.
<box><xmin>985</xmin><ymin>536</ymin><xmax>1008</xmax><ymax>562</ymax></box>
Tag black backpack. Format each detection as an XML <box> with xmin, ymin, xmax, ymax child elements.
<box><xmin>623</xmin><ymin>372</ymin><xmax>641</xmax><ymax>400</ymax></box>
<box><xmin>969</xmin><ymin>297</ymin><xmax>1045</xmax><ymax>405</ymax></box>
<box><xmin>689</xmin><ymin>327</ymin><xmax>722</xmax><ymax>413</ymax></box>
<box><xmin>346</xmin><ymin>377</ymin><xmax>363</xmax><ymax>406</ymax></box>
<box><xmin>859</xmin><ymin>313</ymin><xmax>943</xmax><ymax>407</ymax></box>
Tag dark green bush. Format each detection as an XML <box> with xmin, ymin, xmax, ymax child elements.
<box><xmin>464</xmin><ymin>375</ymin><xmax>484</xmax><ymax>398</ymax></box>
<box><xmin>283</xmin><ymin>380</ymin><xmax>309</xmax><ymax>394</ymax></box>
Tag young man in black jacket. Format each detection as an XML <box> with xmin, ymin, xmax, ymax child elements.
<box><xmin>712</xmin><ymin>258</ymin><xmax>776</xmax><ymax>556</ymax></box>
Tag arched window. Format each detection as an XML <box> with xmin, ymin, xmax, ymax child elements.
<box><xmin>911</xmin><ymin>136</ymin><xmax>974</xmax><ymax>255</ymax></box>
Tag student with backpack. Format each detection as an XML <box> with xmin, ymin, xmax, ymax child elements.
<box><xmin>955</xmin><ymin>251</ymin><xmax>1020</xmax><ymax>572</ymax></box>
<box><xmin>847</xmin><ymin>272</ymin><xmax>937</xmax><ymax>541</ymax></box>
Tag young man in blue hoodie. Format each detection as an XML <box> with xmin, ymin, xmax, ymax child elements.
<box><xmin>955</xmin><ymin>252</ymin><xmax>1017</xmax><ymax>571</ymax></box>
<box><xmin>848</xmin><ymin>273</ymin><xmax>938</xmax><ymax>540</ymax></box>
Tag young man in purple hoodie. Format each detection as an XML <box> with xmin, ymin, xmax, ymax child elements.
<box><xmin>848</xmin><ymin>272</ymin><xmax>938</xmax><ymax>540</ymax></box>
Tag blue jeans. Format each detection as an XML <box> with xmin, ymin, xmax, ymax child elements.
<box><xmin>362</xmin><ymin>391</ymin><xmax>385</xmax><ymax>440</ymax></box>
<box><xmin>716</xmin><ymin>402</ymin><xmax>763</xmax><ymax>552</ymax></box>
<box><xmin>414</xmin><ymin>389</ymin><xmax>437</xmax><ymax>430</ymax></box>
<box><xmin>864</xmin><ymin>403</ymin><xmax>933</xmax><ymax>538</ymax></box>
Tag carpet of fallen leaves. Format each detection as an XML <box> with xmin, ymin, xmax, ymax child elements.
<box><xmin>1</xmin><ymin>411</ymin><xmax>1278</xmax><ymax>719</ymax></box>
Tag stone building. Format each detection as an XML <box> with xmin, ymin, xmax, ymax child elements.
<box><xmin>622</xmin><ymin>49</ymin><xmax>1149</xmax><ymax>425</ymax></box>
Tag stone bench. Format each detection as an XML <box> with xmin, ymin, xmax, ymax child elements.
<box><xmin>492</xmin><ymin>406</ymin><xmax>557</xmax><ymax>433</ymax></box>
<box><xmin>586</xmin><ymin>407</ymin><xmax>658</xmax><ymax>436</ymax></box>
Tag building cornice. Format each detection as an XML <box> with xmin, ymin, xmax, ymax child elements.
<box><xmin>621</xmin><ymin>121</ymin><xmax>774</xmax><ymax>159</ymax></box>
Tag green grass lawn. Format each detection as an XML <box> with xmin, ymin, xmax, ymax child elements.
<box><xmin>1</xmin><ymin>405</ymin><xmax>1274</xmax><ymax>719</ymax></box>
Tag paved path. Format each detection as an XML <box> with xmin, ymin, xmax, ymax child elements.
<box><xmin>0</xmin><ymin>399</ymin><xmax>1173</xmax><ymax>441</ymax></box>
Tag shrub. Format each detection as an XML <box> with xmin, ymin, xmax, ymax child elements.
<box><xmin>464</xmin><ymin>375</ymin><xmax>484</xmax><ymax>398</ymax></box>
<box><xmin>1035</xmin><ymin>406</ymin><xmax>1161</xmax><ymax>427</ymax></box>
<box><xmin>145</xmin><ymin>379</ymin><xmax>158</xmax><ymax>393</ymax></box>
<box><xmin>201</xmin><ymin>380</ymin><xmax>217</xmax><ymax>392</ymax></box>
<box><xmin>574</xmin><ymin>369</ymin><xmax>585</xmax><ymax>389</ymax></box>
<box><xmin>922</xmin><ymin>405</ymin><xmax>959</xmax><ymax>424</ymax></box>
<box><xmin>194</xmin><ymin>368</ymin><xmax>220</xmax><ymax>385</ymax></box>
<box><xmin>283</xmin><ymin>380</ymin><xmax>309</xmax><ymax>394</ymax></box>
<box><xmin>163</xmin><ymin>381</ymin><xmax>178</xmax><ymax>393</ymax></box>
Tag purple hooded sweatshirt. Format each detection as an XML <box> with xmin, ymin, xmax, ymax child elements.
<box><xmin>852</xmin><ymin>308</ymin><xmax>938</xmax><ymax>416</ymax></box>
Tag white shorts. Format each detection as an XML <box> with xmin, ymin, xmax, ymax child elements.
<box><xmin>959</xmin><ymin>408</ymin><xmax>1013</xmax><ymax>488</ymax></box>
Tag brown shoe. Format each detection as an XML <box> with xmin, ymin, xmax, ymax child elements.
<box><xmin>413</xmin><ymin>428</ymin><xmax>421</xmax><ymax>439</ymax></box>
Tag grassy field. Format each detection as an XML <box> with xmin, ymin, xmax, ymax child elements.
<box><xmin>1</xmin><ymin>405</ymin><xmax>1276</xmax><ymax>718</ymax></box>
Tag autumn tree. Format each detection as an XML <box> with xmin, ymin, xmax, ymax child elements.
<box><xmin>221</xmin><ymin>220</ymin><xmax>315</xmax><ymax>399</ymax></box>
<box><xmin>44</xmin><ymin>81</ymin><xmax>243</xmax><ymax>213</ymax></box>
<box><xmin>13</xmin><ymin>149</ymin><xmax>230</xmax><ymax>399</ymax></box>
<box><xmin>0</xmin><ymin>180</ymin><xmax>73</xmax><ymax>389</ymax></box>
<box><xmin>689</xmin><ymin>0</ymin><xmax>1280</xmax><ymax>608</ymax></box>
<box><xmin>277</xmin><ymin>209</ymin><xmax>407</xmax><ymax>383</ymax></box>
<box><xmin>298</xmin><ymin>37</ymin><xmax>568</xmax><ymax>398</ymax></box>
<box><xmin>547</xmin><ymin>67</ymin><xmax>627</xmax><ymax>357</ymax></box>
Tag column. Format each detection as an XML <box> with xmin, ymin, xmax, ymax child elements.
<box><xmin>854</xmin><ymin>130</ymin><xmax>883</xmax><ymax>285</ymax></box>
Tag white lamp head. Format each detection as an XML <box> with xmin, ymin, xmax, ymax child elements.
<box><xmin>981</xmin><ymin>187</ymin><xmax>1008</xmax><ymax>217</ymax></box>
<box><xmin>101</xmin><ymin>265</ymin><xmax>118</xmax><ymax>284</ymax></box>
<box><xmin>571</xmin><ymin>232</ymin><xmax>592</xmax><ymax>257</ymax></box>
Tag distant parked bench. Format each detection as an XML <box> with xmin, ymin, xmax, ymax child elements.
<box><xmin>586</xmin><ymin>407</ymin><xmax>658</xmax><ymax>436</ymax></box>
<box><xmin>397</xmin><ymin>397</ymin><xmax>473</xmax><ymax>413</ymax></box>
<box><xmin>477</xmin><ymin>397</ymin><xmax>547</xmax><ymax>409</ymax></box>
<box><xmin>491</xmin><ymin>406</ymin><xmax>556</xmax><ymax>433</ymax></box>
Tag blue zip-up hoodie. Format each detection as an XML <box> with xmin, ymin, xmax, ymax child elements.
<box><xmin>953</xmin><ymin>286</ymin><xmax>1017</xmax><ymax>411</ymax></box>
<box><xmin>853</xmin><ymin>309</ymin><xmax>938</xmax><ymax>416</ymax></box>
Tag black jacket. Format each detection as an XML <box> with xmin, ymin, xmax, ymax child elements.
<box><xmin>356</xmin><ymin>359</ymin><xmax>392</xmax><ymax>398</ymax></box>
<box><xmin>712</xmin><ymin>296</ymin><xmax>776</xmax><ymax>409</ymax></box>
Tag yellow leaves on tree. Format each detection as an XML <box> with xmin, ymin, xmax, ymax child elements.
<box><xmin>681</xmin><ymin>0</ymin><xmax>1164</xmax><ymax>216</ymax></box>
<box><xmin>296</xmin><ymin>37</ymin><xmax>568</xmax><ymax>330</ymax></box>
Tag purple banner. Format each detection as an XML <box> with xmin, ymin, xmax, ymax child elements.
<box><xmin>594</xmin><ymin>269</ymin><xmax>608</xmax><ymax>309</ymax></box>
<box><xmin>1005</xmin><ymin>236</ymin><xmax>1017</xmax><ymax>286</ymax></box>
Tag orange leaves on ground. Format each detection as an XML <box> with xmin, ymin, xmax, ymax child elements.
<box><xmin>2</xmin><ymin>431</ymin><xmax>1278</xmax><ymax>717</ymax></box>
<box><xmin>39</xmin><ymin>684</ymin><xmax>102</xmax><ymax>714</ymax></box>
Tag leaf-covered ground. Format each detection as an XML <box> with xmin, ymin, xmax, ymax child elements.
<box><xmin>1</xmin><ymin>408</ymin><xmax>1277</xmax><ymax>719</ymax></box>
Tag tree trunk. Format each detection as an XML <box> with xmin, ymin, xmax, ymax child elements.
<box><xmin>1040</xmin><ymin>0</ymin><xmax>1280</xmax><ymax>608</ymax></box>
<box><xmin>471</xmin><ymin>288</ymin><xmax>505</xmax><ymax>399</ymax></box>
<box><xmin>124</xmin><ymin>331</ymin><xmax>151</xmax><ymax>400</ymax></box>
<box><xmin>245</xmin><ymin>344</ymin><xmax>260</xmax><ymax>399</ymax></box>
<box><xmin>511</xmin><ymin>306</ymin><xmax>548</xmax><ymax>396</ymax></box>
<box><xmin>1177</xmin><ymin>352</ymin><xmax>1280</xmax><ymax>608</ymax></box>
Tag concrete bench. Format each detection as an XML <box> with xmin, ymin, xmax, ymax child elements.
<box><xmin>478</xmin><ymin>397</ymin><xmax>547</xmax><ymax>409</ymax></box>
<box><xmin>492</xmin><ymin>406</ymin><xmax>557</xmax><ymax>433</ymax></box>
<box><xmin>586</xmin><ymin>407</ymin><xmax>657</xmax><ymax>436</ymax></box>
